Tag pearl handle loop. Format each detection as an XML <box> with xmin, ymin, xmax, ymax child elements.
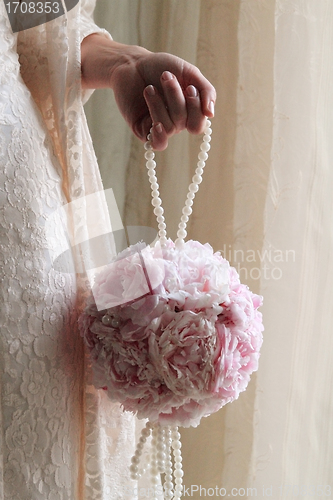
<box><xmin>144</xmin><ymin>120</ymin><xmax>212</xmax><ymax>247</ymax></box>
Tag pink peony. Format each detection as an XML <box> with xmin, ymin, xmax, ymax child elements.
<box><xmin>79</xmin><ymin>239</ymin><xmax>263</xmax><ymax>428</ymax></box>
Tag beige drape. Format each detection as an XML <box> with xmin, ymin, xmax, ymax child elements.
<box><xmin>85</xmin><ymin>0</ymin><xmax>333</xmax><ymax>496</ymax></box>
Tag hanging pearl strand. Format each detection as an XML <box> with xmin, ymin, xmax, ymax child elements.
<box><xmin>145</xmin><ymin>119</ymin><xmax>212</xmax><ymax>249</ymax></box>
<box><xmin>130</xmin><ymin>423</ymin><xmax>183</xmax><ymax>500</ymax></box>
<box><xmin>171</xmin><ymin>427</ymin><xmax>183</xmax><ymax>499</ymax></box>
<box><xmin>164</xmin><ymin>426</ymin><xmax>174</xmax><ymax>499</ymax></box>
<box><xmin>130</xmin><ymin>421</ymin><xmax>152</xmax><ymax>481</ymax></box>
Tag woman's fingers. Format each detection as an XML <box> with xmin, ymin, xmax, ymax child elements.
<box><xmin>143</xmin><ymin>69</ymin><xmax>216</xmax><ymax>149</ymax></box>
<box><xmin>185</xmin><ymin>85</ymin><xmax>205</xmax><ymax>134</ymax></box>
<box><xmin>144</xmin><ymin>84</ymin><xmax>174</xmax><ymax>133</ymax></box>
<box><xmin>160</xmin><ymin>71</ymin><xmax>187</xmax><ymax>132</ymax></box>
<box><xmin>150</xmin><ymin>122</ymin><xmax>168</xmax><ymax>151</ymax></box>
<box><xmin>144</xmin><ymin>72</ymin><xmax>188</xmax><ymax>136</ymax></box>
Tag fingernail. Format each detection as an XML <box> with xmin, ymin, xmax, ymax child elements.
<box><xmin>208</xmin><ymin>100</ymin><xmax>215</xmax><ymax>116</ymax></box>
<box><xmin>162</xmin><ymin>71</ymin><xmax>174</xmax><ymax>81</ymax></box>
<box><xmin>186</xmin><ymin>85</ymin><xmax>198</xmax><ymax>97</ymax></box>
<box><xmin>146</xmin><ymin>85</ymin><xmax>155</xmax><ymax>96</ymax></box>
<box><xmin>154</xmin><ymin>122</ymin><xmax>163</xmax><ymax>134</ymax></box>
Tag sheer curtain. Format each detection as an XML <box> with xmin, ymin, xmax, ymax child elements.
<box><xmin>85</xmin><ymin>0</ymin><xmax>333</xmax><ymax>495</ymax></box>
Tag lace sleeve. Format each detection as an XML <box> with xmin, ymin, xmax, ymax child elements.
<box><xmin>79</xmin><ymin>0</ymin><xmax>112</xmax><ymax>42</ymax></box>
<box><xmin>79</xmin><ymin>0</ymin><xmax>112</xmax><ymax>104</ymax></box>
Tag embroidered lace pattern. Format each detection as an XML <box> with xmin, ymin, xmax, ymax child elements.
<box><xmin>0</xmin><ymin>2</ymin><xmax>141</xmax><ymax>499</ymax></box>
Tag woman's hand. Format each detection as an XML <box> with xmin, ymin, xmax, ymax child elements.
<box><xmin>81</xmin><ymin>34</ymin><xmax>216</xmax><ymax>150</ymax></box>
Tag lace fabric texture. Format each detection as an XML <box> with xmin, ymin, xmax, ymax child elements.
<box><xmin>0</xmin><ymin>2</ymin><xmax>141</xmax><ymax>499</ymax></box>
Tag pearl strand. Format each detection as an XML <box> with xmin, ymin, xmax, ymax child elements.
<box><xmin>144</xmin><ymin>133</ymin><xmax>168</xmax><ymax>247</ymax></box>
<box><xmin>130</xmin><ymin>422</ymin><xmax>184</xmax><ymax>500</ymax></box>
<box><xmin>130</xmin><ymin>421</ymin><xmax>152</xmax><ymax>481</ymax></box>
<box><xmin>163</xmin><ymin>427</ymin><xmax>174</xmax><ymax>500</ymax></box>
<box><xmin>145</xmin><ymin>120</ymin><xmax>212</xmax><ymax>249</ymax></box>
<box><xmin>175</xmin><ymin>120</ymin><xmax>212</xmax><ymax>248</ymax></box>
<box><xmin>171</xmin><ymin>427</ymin><xmax>183</xmax><ymax>500</ymax></box>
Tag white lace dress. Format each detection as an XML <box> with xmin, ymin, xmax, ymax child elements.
<box><xmin>0</xmin><ymin>2</ymin><xmax>141</xmax><ymax>499</ymax></box>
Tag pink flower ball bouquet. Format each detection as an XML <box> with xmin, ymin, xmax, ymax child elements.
<box><xmin>79</xmin><ymin>239</ymin><xmax>263</xmax><ymax>428</ymax></box>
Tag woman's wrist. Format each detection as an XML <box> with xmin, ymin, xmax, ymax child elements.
<box><xmin>81</xmin><ymin>34</ymin><xmax>149</xmax><ymax>90</ymax></box>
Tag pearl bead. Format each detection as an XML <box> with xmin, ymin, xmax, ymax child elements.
<box><xmin>111</xmin><ymin>318</ymin><xmax>120</xmax><ymax>328</ymax></box>
<box><xmin>152</xmin><ymin>189</ymin><xmax>159</xmax><ymax>198</ymax></box>
<box><xmin>195</xmin><ymin>168</ymin><xmax>204</xmax><ymax>176</ymax></box>
<box><xmin>164</xmin><ymin>484</ymin><xmax>173</xmax><ymax>493</ymax></box>
<box><xmin>192</xmin><ymin>174</ymin><xmax>202</xmax><ymax>184</ymax></box>
<box><xmin>151</xmin><ymin>182</ymin><xmax>159</xmax><ymax>190</ymax></box>
<box><xmin>101</xmin><ymin>314</ymin><xmax>112</xmax><ymax>325</ymax></box>
<box><xmin>203</xmin><ymin>134</ymin><xmax>211</xmax><ymax>142</ymax></box>
<box><xmin>153</xmin><ymin>207</ymin><xmax>164</xmax><ymax>216</ymax></box>
<box><xmin>174</xmin><ymin>469</ymin><xmax>184</xmax><ymax>478</ymax></box>
<box><xmin>185</xmin><ymin>199</ymin><xmax>193</xmax><ymax>207</ymax></box>
<box><xmin>144</xmin><ymin>141</ymin><xmax>152</xmax><ymax>150</ymax></box>
<box><xmin>141</xmin><ymin>427</ymin><xmax>151</xmax><ymax>438</ymax></box>
<box><xmin>189</xmin><ymin>183</ymin><xmax>199</xmax><ymax>193</ymax></box>
<box><xmin>197</xmin><ymin>160</ymin><xmax>205</xmax><ymax>168</ymax></box>
<box><xmin>159</xmin><ymin>229</ymin><xmax>167</xmax><ymax>238</ymax></box>
<box><xmin>172</xmin><ymin>440</ymin><xmax>182</xmax><ymax>450</ymax></box>
<box><xmin>181</xmin><ymin>215</ymin><xmax>189</xmax><ymax>223</ymax></box>
<box><xmin>130</xmin><ymin>464</ymin><xmax>139</xmax><ymax>474</ymax></box>
<box><xmin>175</xmin><ymin>238</ymin><xmax>184</xmax><ymax>248</ymax></box>
<box><xmin>152</xmin><ymin>197</ymin><xmax>162</xmax><ymax>207</ymax></box>
<box><xmin>146</xmin><ymin>159</ymin><xmax>156</xmax><ymax>169</ymax></box>
<box><xmin>178</xmin><ymin>222</ymin><xmax>186</xmax><ymax>229</ymax></box>
<box><xmin>150</xmin><ymin>475</ymin><xmax>160</xmax><ymax>486</ymax></box>
<box><xmin>145</xmin><ymin>150</ymin><xmax>155</xmax><ymax>160</ymax></box>
<box><xmin>177</xmin><ymin>229</ymin><xmax>187</xmax><ymax>239</ymax></box>
<box><xmin>200</xmin><ymin>142</ymin><xmax>211</xmax><ymax>152</ymax></box>
<box><xmin>182</xmin><ymin>206</ymin><xmax>192</xmax><ymax>216</ymax></box>
<box><xmin>198</xmin><ymin>151</ymin><xmax>208</xmax><ymax>161</ymax></box>
<box><xmin>158</xmin><ymin>222</ymin><xmax>166</xmax><ymax>230</ymax></box>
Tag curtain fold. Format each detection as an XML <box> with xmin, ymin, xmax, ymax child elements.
<box><xmin>85</xmin><ymin>0</ymin><xmax>333</xmax><ymax>495</ymax></box>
